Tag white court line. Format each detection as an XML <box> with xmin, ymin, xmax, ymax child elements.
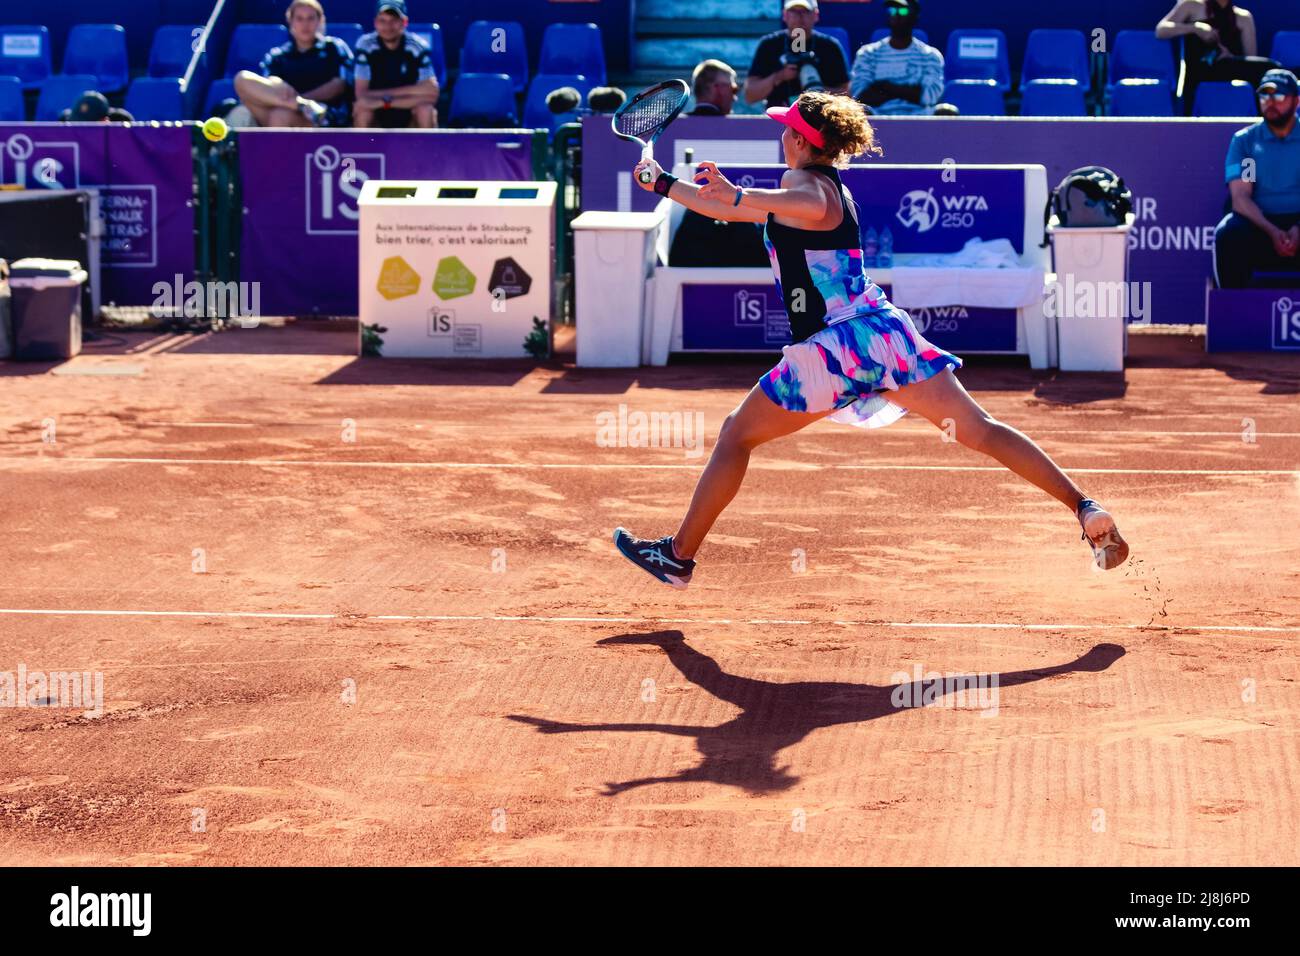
<box><xmin>1</xmin><ymin>455</ymin><xmax>1298</xmax><ymax>476</ymax></box>
<box><xmin>0</xmin><ymin>607</ymin><xmax>1294</xmax><ymax>633</ymax></box>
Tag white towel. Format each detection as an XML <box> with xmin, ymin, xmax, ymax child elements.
<box><xmin>887</xmin><ymin>238</ymin><xmax>1046</xmax><ymax>309</ymax></box>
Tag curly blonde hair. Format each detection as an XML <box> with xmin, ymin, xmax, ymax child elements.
<box><xmin>794</xmin><ymin>91</ymin><xmax>883</xmax><ymax>167</ymax></box>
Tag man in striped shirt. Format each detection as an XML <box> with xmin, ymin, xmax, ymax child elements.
<box><xmin>849</xmin><ymin>0</ymin><xmax>946</xmax><ymax>115</ymax></box>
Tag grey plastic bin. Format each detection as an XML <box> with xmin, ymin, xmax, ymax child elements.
<box><xmin>9</xmin><ymin>258</ymin><xmax>86</xmax><ymax>361</ymax></box>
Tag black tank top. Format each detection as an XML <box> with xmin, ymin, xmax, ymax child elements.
<box><xmin>761</xmin><ymin>164</ymin><xmax>895</xmax><ymax>344</ymax></box>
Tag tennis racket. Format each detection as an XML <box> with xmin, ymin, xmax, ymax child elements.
<box><xmin>611</xmin><ymin>79</ymin><xmax>690</xmax><ymax>184</ymax></box>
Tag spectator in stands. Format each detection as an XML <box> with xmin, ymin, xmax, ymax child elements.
<box><xmin>745</xmin><ymin>0</ymin><xmax>848</xmax><ymax>109</ymax></box>
<box><xmin>233</xmin><ymin>0</ymin><xmax>353</xmax><ymax>127</ymax></box>
<box><xmin>849</xmin><ymin>0</ymin><xmax>945</xmax><ymax>115</ymax></box>
<box><xmin>59</xmin><ymin>91</ymin><xmax>134</xmax><ymax>123</ymax></box>
<box><xmin>352</xmin><ymin>1</ymin><xmax>438</xmax><ymax>128</ymax></box>
<box><xmin>1213</xmin><ymin>70</ymin><xmax>1300</xmax><ymax>288</ymax></box>
<box><xmin>690</xmin><ymin>60</ymin><xmax>739</xmax><ymax>116</ymax></box>
<box><xmin>670</xmin><ymin>59</ymin><xmax>768</xmax><ymax>267</ymax></box>
<box><xmin>1157</xmin><ymin>0</ymin><xmax>1278</xmax><ymax>104</ymax></box>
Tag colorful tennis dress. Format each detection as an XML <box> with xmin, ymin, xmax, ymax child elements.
<box><xmin>758</xmin><ymin>164</ymin><xmax>962</xmax><ymax>429</ymax></box>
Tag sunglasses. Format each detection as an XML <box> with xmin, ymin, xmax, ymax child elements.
<box><xmin>1258</xmin><ymin>91</ymin><xmax>1291</xmax><ymax>102</ymax></box>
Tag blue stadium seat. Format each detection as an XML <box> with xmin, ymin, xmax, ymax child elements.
<box><xmin>1108</xmin><ymin>78</ymin><xmax>1174</xmax><ymax>116</ymax></box>
<box><xmin>941</xmin><ymin>79</ymin><xmax>1006</xmax><ymax>115</ymax></box>
<box><xmin>0</xmin><ymin>75</ymin><xmax>24</xmax><ymax>120</ymax></box>
<box><xmin>125</xmin><ymin>76</ymin><xmax>184</xmax><ymax>120</ymax></box>
<box><xmin>407</xmin><ymin>23</ymin><xmax>446</xmax><ymax>85</ymax></box>
<box><xmin>1020</xmin><ymin>79</ymin><xmax>1087</xmax><ymax>116</ymax></box>
<box><xmin>0</xmin><ymin>24</ymin><xmax>52</xmax><ymax>90</ymax></box>
<box><xmin>225</xmin><ymin>24</ymin><xmax>288</xmax><ymax>77</ymax></box>
<box><xmin>946</xmin><ymin>29</ymin><xmax>1011</xmax><ymax>92</ymax></box>
<box><xmin>1269</xmin><ymin>31</ymin><xmax>1300</xmax><ymax>71</ymax></box>
<box><xmin>1107</xmin><ymin>30</ymin><xmax>1177</xmax><ymax>92</ymax></box>
<box><xmin>538</xmin><ymin>23</ymin><xmax>606</xmax><ymax>85</ymax></box>
<box><xmin>870</xmin><ymin>28</ymin><xmax>928</xmax><ymax>45</ymax></box>
<box><xmin>150</xmin><ymin>25</ymin><xmax>204</xmax><ymax>78</ymax></box>
<box><xmin>63</xmin><ymin>24</ymin><xmax>130</xmax><ymax>94</ymax></box>
<box><xmin>448</xmin><ymin>72</ymin><xmax>517</xmax><ymax>127</ymax></box>
<box><xmin>1193</xmin><ymin>79</ymin><xmax>1257</xmax><ymax>117</ymax></box>
<box><xmin>523</xmin><ymin>73</ymin><xmax>592</xmax><ymax>134</ymax></box>
<box><xmin>1021</xmin><ymin>29</ymin><xmax>1089</xmax><ymax>89</ymax></box>
<box><xmin>35</xmin><ymin>74</ymin><xmax>98</xmax><ymax>121</ymax></box>
<box><xmin>460</xmin><ymin>21</ymin><xmax>528</xmax><ymax>94</ymax></box>
<box><xmin>817</xmin><ymin>26</ymin><xmax>852</xmax><ymax>70</ymax></box>
<box><xmin>330</xmin><ymin>23</ymin><xmax>363</xmax><ymax>55</ymax></box>
<box><xmin>204</xmin><ymin>77</ymin><xmax>237</xmax><ymax>116</ymax></box>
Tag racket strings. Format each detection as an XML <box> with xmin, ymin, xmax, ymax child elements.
<box><xmin>616</xmin><ymin>87</ymin><xmax>685</xmax><ymax>139</ymax></box>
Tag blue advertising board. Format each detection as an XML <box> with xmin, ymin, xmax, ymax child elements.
<box><xmin>1206</xmin><ymin>288</ymin><xmax>1300</xmax><ymax>352</ymax></box>
<box><xmin>681</xmin><ymin>282</ymin><xmax>1018</xmax><ymax>353</ymax></box>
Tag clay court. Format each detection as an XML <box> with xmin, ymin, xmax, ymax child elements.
<box><xmin>0</xmin><ymin>322</ymin><xmax>1297</xmax><ymax>866</ymax></box>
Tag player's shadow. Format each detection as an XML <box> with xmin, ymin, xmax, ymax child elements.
<box><xmin>508</xmin><ymin>631</ymin><xmax>1124</xmax><ymax>796</ymax></box>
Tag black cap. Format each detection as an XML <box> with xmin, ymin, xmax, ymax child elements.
<box><xmin>72</xmin><ymin>91</ymin><xmax>110</xmax><ymax>122</ymax></box>
<box><xmin>376</xmin><ymin>0</ymin><xmax>407</xmax><ymax>16</ymax></box>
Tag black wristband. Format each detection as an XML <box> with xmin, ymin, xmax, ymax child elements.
<box><xmin>653</xmin><ymin>172</ymin><xmax>678</xmax><ymax>197</ymax></box>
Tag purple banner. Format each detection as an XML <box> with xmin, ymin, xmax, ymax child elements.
<box><xmin>238</xmin><ymin>130</ymin><xmax>536</xmax><ymax>316</ymax></box>
<box><xmin>1206</xmin><ymin>288</ymin><xmax>1300</xmax><ymax>352</ymax></box>
<box><xmin>585</xmin><ymin>114</ymin><xmax>1252</xmax><ymax>326</ymax></box>
<box><xmin>723</xmin><ymin>164</ymin><xmax>1027</xmax><ymax>255</ymax></box>
<box><xmin>0</xmin><ymin>123</ymin><xmax>195</xmax><ymax>305</ymax></box>
<box><xmin>681</xmin><ymin>282</ymin><xmax>1017</xmax><ymax>353</ymax></box>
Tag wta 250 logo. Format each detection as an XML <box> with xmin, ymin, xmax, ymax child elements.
<box><xmin>1273</xmin><ymin>296</ymin><xmax>1300</xmax><ymax>350</ymax></box>
<box><xmin>305</xmin><ymin>144</ymin><xmax>384</xmax><ymax>235</ymax></box>
<box><xmin>896</xmin><ymin>187</ymin><xmax>990</xmax><ymax>233</ymax></box>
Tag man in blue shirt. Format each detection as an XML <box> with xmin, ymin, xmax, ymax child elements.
<box><xmin>352</xmin><ymin>1</ymin><xmax>439</xmax><ymax>128</ymax></box>
<box><xmin>233</xmin><ymin>0</ymin><xmax>353</xmax><ymax>128</ymax></box>
<box><xmin>1214</xmin><ymin>69</ymin><xmax>1300</xmax><ymax>287</ymax></box>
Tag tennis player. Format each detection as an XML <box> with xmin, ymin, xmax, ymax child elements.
<box><xmin>615</xmin><ymin>91</ymin><xmax>1129</xmax><ymax>588</ymax></box>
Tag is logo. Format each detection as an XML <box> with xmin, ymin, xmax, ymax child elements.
<box><xmin>1273</xmin><ymin>296</ymin><xmax>1300</xmax><ymax>350</ymax></box>
<box><xmin>734</xmin><ymin>289</ymin><xmax>766</xmax><ymax>326</ymax></box>
<box><xmin>305</xmin><ymin>144</ymin><xmax>383</xmax><ymax>235</ymax></box>
<box><xmin>1</xmin><ymin>134</ymin><xmax>79</xmax><ymax>188</ymax></box>
<box><xmin>896</xmin><ymin>188</ymin><xmax>939</xmax><ymax>232</ymax></box>
<box><xmin>428</xmin><ymin>307</ymin><xmax>454</xmax><ymax>336</ymax></box>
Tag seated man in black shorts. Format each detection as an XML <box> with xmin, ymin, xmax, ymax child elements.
<box><xmin>234</xmin><ymin>0</ymin><xmax>353</xmax><ymax>128</ymax></box>
<box><xmin>352</xmin><ymin>1</ymin><xmax>439</xmax><ymax>128</ymax></box>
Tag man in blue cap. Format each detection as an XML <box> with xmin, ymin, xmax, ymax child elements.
<box><xmin>1215</xmin><ymin>69</ymin><xmax>1300</xmax><ymax>287</ymax></box>
<box><xmin>353</xmin><ymin>0</ymin><xmax>439</xmax><ymax>128</ymax></box>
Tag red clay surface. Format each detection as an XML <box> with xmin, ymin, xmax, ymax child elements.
<box><xmin>0</xmin><ymin>322</ymin><xmax>1297</xmax><ymax>866</ymax></box>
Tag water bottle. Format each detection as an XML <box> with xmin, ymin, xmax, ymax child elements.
<box><xmin>862</xmin><ymin>226</ymin><xmax>879</xmax><ymax>269</ymax></box>
<box><xmin>799</xmin><ymin>63</ymin><xmax>824</xmax><ymax>93</ymax></box>
<box><xmin>878</xmin><ymin>226</ymin><xmax>894</xmax><ymax>269</ymax></box>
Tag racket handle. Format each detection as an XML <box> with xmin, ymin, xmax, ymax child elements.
<box><xmin>638</xmin><ymin>169</ymin><xmax>654</xmax><ymax>184</ymax></box>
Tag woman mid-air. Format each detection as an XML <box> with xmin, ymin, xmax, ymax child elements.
<box><xmin>614</xmin><ymin>91</ymin><xmax>1129</xmax><ymax>589</ymax></box>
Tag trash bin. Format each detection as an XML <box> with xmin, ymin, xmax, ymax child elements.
<box><xmin>1047</xmin><ymin>214</ymin><xmax>1135</xmax><ymax>372</ymax></box>
<box><xmin>572</xmin><ymin>207</ymin><xmax>666</xmax><ymax>367</ymax></box>
<box><xmin>8</xmin><ymin>258</ymin><xmax>86</xmax><ymax>361</ymax></box>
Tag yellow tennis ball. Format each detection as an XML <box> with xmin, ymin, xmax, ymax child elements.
<box><xmin>201</xmin><ymin>116</ymin><xmax>229</xmax><ymax>142</ymax></box>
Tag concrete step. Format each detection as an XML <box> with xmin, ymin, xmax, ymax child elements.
<box><xmin>637</xmin><ymin>0</ymin><xmax>781</xmax><ymax>21</ymax></box>
<box><xmin>635</xmin><ymin>36</ymin><xmax>759</xmax><ymax>73</ymax></box>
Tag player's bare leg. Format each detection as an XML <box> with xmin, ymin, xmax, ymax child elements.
<box><xmin>890</xmin><ymin>366</ymin><xmax>1129</xmax><ymax>566</ymax></box>
<box><xmin>673</xmin><ymin>385</ymin><xmax>832</xmax><ymax>559</ymax></box>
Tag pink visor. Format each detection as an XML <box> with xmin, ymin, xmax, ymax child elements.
<box><xmin>765</xmin><ymin>104</ymin><xmax>826</xmax><ymax>149</ymax></box>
